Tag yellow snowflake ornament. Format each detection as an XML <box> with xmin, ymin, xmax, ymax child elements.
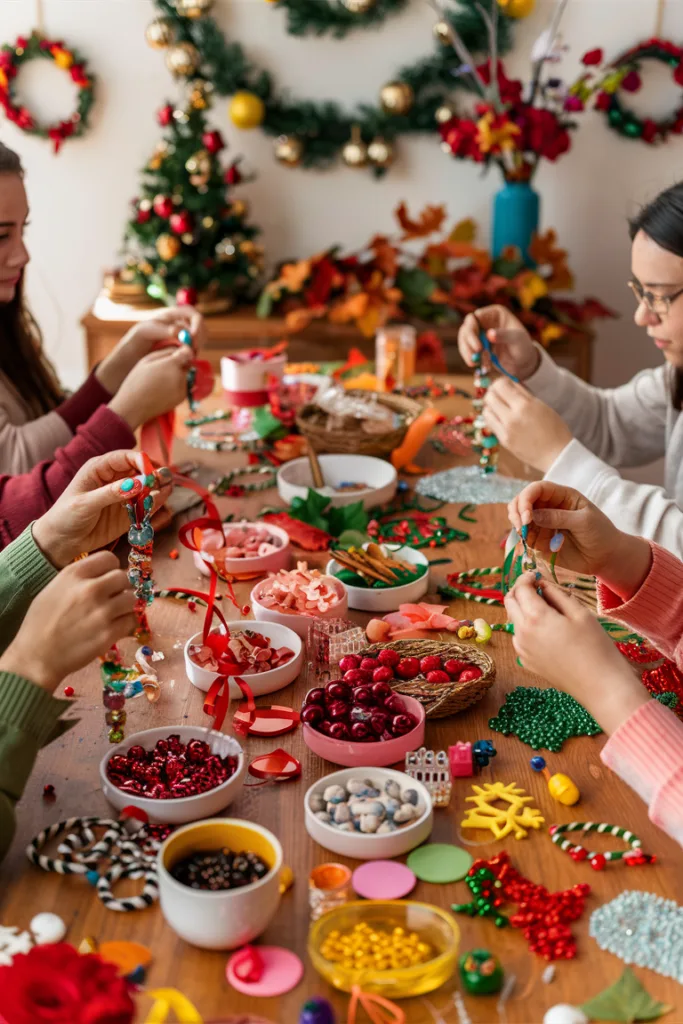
<box><xmin>460</xmin><ymin>781</ymin><xmax>545</xmax><ymax>840</ymax></box>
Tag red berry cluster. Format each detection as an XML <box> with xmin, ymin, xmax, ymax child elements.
<box><xmin>302</xmin><ymin>656</ymin><xmax>418</xmax><ymax>744</ymax></box>
<box><xmin>347</xmin><ymin>650</ymin><xmax>482</xmax><ymax>687</ymax></box>
<box><xmin>475</xmin><ymin>852</ymin><xmax>590</xmax><ymax>961</ymax></box>
<box><xmin>106</xmin><ymin>735</ymin><xmax>239</xmax><ymax>800</ymax></box>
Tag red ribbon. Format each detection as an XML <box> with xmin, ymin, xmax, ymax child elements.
<box><xmin>247</xmin><ymin>748</ymin><xmax>301</xmax><ymax>783</ymax></box>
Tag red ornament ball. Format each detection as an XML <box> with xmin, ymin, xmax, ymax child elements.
<box><xmin>157</xmin><ymin>104</ymin><xmax>174</xmax><ymax>127</ymax></box>
<box><xmin>590</xmin><ymin>853</ymin><xmax>606</xmax><ymax>871</ymax></box>
<box><xmin>153</xmin><ymin>194</ymin><xmax>174</xmax><ymax>218</ymax></box>
<box><xmin>176</xmin><ymin>286</ymin><xmax>198</xmax><ymax>306</ymax></box>
<box><xmin>170</xmin><ymin>210</ymin><xmax>193</xmax><ymax>235</ymax></box>
<box><xmin>43</xmin><ymin>784</ymin><xmax>55</xmax><ymax>799</ymax></box>
<box><xmin>136</xmin><ymin>206</ymin><xmax>151</xmax><ymax>225</ymax></box>
<box><xmin>63</xmin><ymin>685</ymin><xmax>75</xmax><ymax>697</ymax></box>
<box><xmin>225</xmin><ymin>161</ymin><xmax>242</xmax><ymax>186</ymax></box>
<box><xmin>202</xmin><ymin>130</ymin><xmax>225</xmax><ymax>154</ymax></box>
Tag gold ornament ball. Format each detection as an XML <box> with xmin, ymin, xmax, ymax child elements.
<box><xmin>435</xmin><ymin>104</ymin><xmax>455</xmax><ymax>125</ymax></box>
<box><xmin>216</xmin><ymin>238</ymin><xmax>237</xmax><ymax>262</ymax></box>
<box><xmin>182</xmin><ymin>232</ymin><xmax>195</xmax><ymax>245</ymax></box>
<box><xmin>185</xmin><ymin>149</ymin><xmax>211</xmax><ymax>176</ymax></box>
<box><xmin>380</xmin><ymin>81</ymin><xmax>414</xmax><ymax>115</ymax></box>
<box><xmin>229</xmin><ymin>91</ymin><xmax>266</xmax><ymax>130</ymax></box>
<box><xmin>433</xmin><ymin>20</ymin><xmax>451</xmax><ymax>44</ymax></box>
<box><xmin>188</xmin><ymin>78</ymin><xmax>213</xmax><ymax>110</ymax></box>
<box><xmin>174</xmin><ymin>0</ymin><xmax>215</xmax><ymax>16</ymax></box>
<box><xmin>341</xmin><ymin>0</ymin><xmax>376</xmax><ymax>11</ymax></box>
<box><xmin>145</xmin><ymin>17</ymin><xmax>174</xmax><ymax>49</ymax></box>
<box><xmin>342</xmin><ymin>137</ymin><xmax>368</xmax><ymax>168</ymax></box>
<box><xmin>165</xmin><ymin>42</ymin><xmax>200</xmax><ymax>77</ymax></box>
<box><xmin>228</xmin><ymin>198</ymin><xmax>248</xmax><ymax>219</ymax></box>
<box><xmin>139</xmin><ymin>261</ymin><xmax>154</xmax><ymax>276</ymax></box>
<box><xmin>202</xmin><ymin>216</ymin><xmax>215</xmax><ymax>229</ymax></box>
<box><xmin>497</xmin><ymin>0</ymin><xmax>535</xmax><ymax>16</ymax></box>
<box><xmin>156</xmin><ymin>234</ymin><xmax>181</xmax><ymax>261</ymax></box>
<box><xmin>274</xmin><ymin>134</ymin><xmax>303</xmax><ymax>167</ymax></box>
<box><xmin>239</xmin><ymin>240</ymin><xmax>258</xmax><ymax>255</ymax></box>
<box><xmin>367</xmin><ymin>136</ymin><xmax>394</xmax><ymax>168</ymax></box>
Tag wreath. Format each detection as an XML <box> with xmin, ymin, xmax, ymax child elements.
<box><xmin>591</xmin><ymin>38</ymin><xmax>683</xmax><ymax>144</ymax></box>
<box><xmin>0</xmin><ymin>31</ymin><xmax>95</xmax><ymax>153</ymax></box>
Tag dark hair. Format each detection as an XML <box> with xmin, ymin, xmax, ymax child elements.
<box><xmin>629</xmin><ymin>181</ymin><xmax>683</xmax><ymax>410</ymax></box>
<box><xmin>0</xmin><ymin>141</ymin><xmax>63</xmax><ymax>416</ymax></box>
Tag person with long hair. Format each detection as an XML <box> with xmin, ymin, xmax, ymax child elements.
<box><xmin>458</xmin><ymin>180</ymin><xmax>683</xmax><ymax>556</ymax></box>
<box><xmin>0</xmin><ymin>140</ymin><xmax>197</xmax><ymax>545</ymax></box>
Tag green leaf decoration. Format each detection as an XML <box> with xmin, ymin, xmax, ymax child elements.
<box><xmin>327</xmin><ymin>500</ymin><xmax>369</xmax><ymax>538</ymax></box>
<box><xmin>251</xmin><ymin>406</ymin><xmax>285</xmax><ymax>439</ymax></box>
<box><xmin>256</xmin><ymin>289</ymin><xmax>274</xmax><ymax>318</ymax></box>
<box><xmin>580</xmin><ymin>969</ymin><xmax>672</xmax><ymax>1023</ymax></box>
<box><xmin>396</xmin><ymin>267</ymin><xmax>439</xmax><ymax>303</ymax></box>
<box><xmin>336</xmin><ymin>529</ymin><xmax>370</xmax><ymax>549</ymax></box>
<box><xmin>289</xmin><ymin>489</ymin><xmax>332</xmax><ymax>532</ymax></box>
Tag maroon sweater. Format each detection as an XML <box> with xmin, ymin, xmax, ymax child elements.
<box><xmin>0</xmin><ymin>372</ymin><xmax>135</xmax><ymax>548</ymax></box>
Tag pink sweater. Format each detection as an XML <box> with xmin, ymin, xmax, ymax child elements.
<box><xmin>598</xmin><ymin>542</ymin><xmax>683</xmax><ymax>848</ymax></box>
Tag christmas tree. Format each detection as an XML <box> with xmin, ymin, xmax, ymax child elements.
<box><xmin>123</xmin><ymin>69</ymin><xmax>262</xmax><ymax>309</ymax></box>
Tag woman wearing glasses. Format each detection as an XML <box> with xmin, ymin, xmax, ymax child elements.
<box><xmin>458</xmin><ymin>180</ymin><xmax>683</xmax><ymax>556</ymax></box>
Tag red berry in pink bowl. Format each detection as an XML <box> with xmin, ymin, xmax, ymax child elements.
<box><xmin>369</xmin><ymin>710</ymin><xmax>389</xmax><ymax>735</ymax></box>
<box><xmin>352</xmin><ymin>685</ymin><xmax>375</xmax><ymax>706</ymax></box>
<box><xmin>458</xmin><ymin>666</ymin><xmax>483</xmax><ymax>683</ymax></box>
<box><xmin>372</xmin><ymin>666</ymin><xmax>393</xmax><ymax>684</ymax></box>
<box><xmin>420</xmin><ymin>655</ymin><xmax>442</xmax><ymax>674</ymax></box>
<box><xmin>426</xmin><ymin>669</ymin><xmax>451</xmax><ymax>685</ymax></box>
<box><xmin>328</xmin><ymin>700</ymin><xmax>350</xmax><ymax>721</ymax></box>
<box><xmin>371</xmin><ymin>680</ymin><xmax>392</xmax><ymax>703</ymax></box>
<box><xmin>360</xmin><ymin>656</ymin><xmax>378</xmax><ymax>672</ymax></box>
<box><xmin>350</xmin><ymin>721</ymin><xmax>371</xmax><ymax>741</ymax></box>
<box><xmin>378</xmin><ymin>648</ymin><xmax>400</xmax><ymax>668</ymax></box>
<box><xmin>444</xmin><ymin>659</ymin><xmax>469</xmax><ymax>678</ymax></box>
<box><xmin>384</xmin><ymin>694</ymin><xmax>408</xmax><ymax>715</ymax></box>
<box><xmin>338</xmin><ymin>655</ymin><xmax>360</xmax><ymax>673</ymax></box>
<box><xmin>326</xmin><ymin>680</ymin><xmax>352</xmax><ymax>702</ymax></box>
<box><xmin>329</xmin><ymin>722</ymin><xmax>349</xmax><ymax>740</ymax></box>
<box><xmin>390</xmin><ymin>713</ymin><xmax>415</xmax><ymax>736</ymax></box>
<box><xmin>304</xmin><ymin>687</ymin><xmax>326</xmax><ymax>706</ymax></box>
<box><xmin>301</xmin><ymin>705</ymin><xmax>324</xmax><ymax>726</ymax></box>
<box><xmin>396</xmin><ymin>657</ymin><xmax>420</xmax><ymax>680</ymax></box>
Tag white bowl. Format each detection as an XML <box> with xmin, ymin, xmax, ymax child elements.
<box><xmin>193</xmin><ymin>521</ymin><xmax>291</xmax><ymax>578</ymax></box>
<box><xmin>184</xmin><ymin>621</ymin><xmax>303</xmax><ymax>696</ymax></box>
<box><xmin>100</xmin><ymin>726</ymin><xmax>246</xmax><ymax>825</ymax></box>
<box><xmin>158</xmin><ymin>818</ymin><xmax>283</xmax><ymax>950</ymax></box>
<box><xmin>305</xmin><ymin>767</ymin><xmax>433</xmax><ymax>860</ymax></box>
<box><xmin>277</xmin><ymin>454</ymin><xmax>397</xmax><ymax>510</ymax></box>
<box><xmin>251</xmin><ymin>576</ymin><xmax>348</xmax><ymax>640</ymax></box>
<box><xmin>327</xmin><ymin>544</ymin><xmax>430</xmax><ymax>612</ymax></box>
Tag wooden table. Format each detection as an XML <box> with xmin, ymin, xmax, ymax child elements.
<box><xmin>83</xmin><ymin>297</ymin><xmax>594</xmax><ymax>381</ymax></box>
<box><xmin>1</xmin><ymin>381</ymin><xmax>679</xmax><ymax>1023</ymax></box>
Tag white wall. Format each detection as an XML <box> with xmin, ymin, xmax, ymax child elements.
<box><xmin>2</xmin><ymin>0</ymin><xmax>682</xmax><ymax>409</ymax></box>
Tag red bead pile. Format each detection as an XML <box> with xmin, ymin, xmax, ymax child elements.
<box><xmin>469</xmin><ymin>852</ymin><xmax>590</xmax><ymax>961</ymax></box>
<box><xmin>342</xmin><ymin>650</ymin><xmax>481</xmax><ymax>687</ymax></box>
<box><xmin>302</xmin><ymin>663</ymin><xmax>418</xmax><ymax>743</ymax></box>
<box><xmin>106</xmin><ymin>734</ymin><xmax>239</xmax><ymax>800</ymax></box>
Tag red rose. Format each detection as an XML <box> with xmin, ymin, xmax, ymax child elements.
<box><xmin>595</xmin><ymin>90</ymin><xmax>612</xmax><ymax>111</ymax></box>
<box><xmin>563</xmin><ymin>95</ymin><xmax>584</xmax><ymax>112</ymax></box>
<box><xmin>476</xmin><ymin>59</ymin><xmax>522</xmax><ymax>105</ymax></box>
<box><xmin>0</xmin><ymin>945</ymin><xmax>134</xmax><ymax>1024</ymax></box>
<box><xmin>581</xmin><ymin>47</ymin><xmax>603</xmax><ymax>66</ymax></box>
<box><xmin>202</xmin><ymin>130</ymin><xmax>225</xmax><ymax>154</ymax></box>
<box><xmin>641</xmin><ymin>119</ymin><xmax>659</xmax><ymax>144</ymax></box>
<box><xmin>621</xmin><ymin>69</ymin><xmax>641</xmax><ymax>93</ymax></box>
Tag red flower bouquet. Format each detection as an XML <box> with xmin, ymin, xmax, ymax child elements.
<box><xmin>0</xmin><ymin>944</ymin><xmax>135</xmax><ymax>1024</ymax></box>
<box><xmin>437</xmin><ymin>3</ymin><xmax>583</xmax><ymax>182</ymax></box>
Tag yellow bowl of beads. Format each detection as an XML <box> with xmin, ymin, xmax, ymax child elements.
<box><xmin>308</xmin><ymin>900</ymin><xmax>459</xmax><ymax>998</ymax></box>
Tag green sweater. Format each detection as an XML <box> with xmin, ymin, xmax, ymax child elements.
<box><xmin>0</xmin><ymin>526</ymin><xmax>73</xmax><ymax>863</ymax></box>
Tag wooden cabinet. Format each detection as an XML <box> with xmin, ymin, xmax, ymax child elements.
<box><xmin>82</xmin><ymin>295</ymin><xmax>594</xmax><ymax>380</ymax></box>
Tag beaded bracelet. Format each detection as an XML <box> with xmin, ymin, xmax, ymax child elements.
<box><xmin>549</xmin><ymin>821</ymin><xmax>656</xmax><ymax>870</ymax></box>
<box><xmin>186</xmin><ymin>428</ymin><xmax>266</xmax><ymax>454</ymax></box>
<box><xmin>210</xmin><ymin>464</ymin><xmax>276</xmax><ymax>496</ymax></box>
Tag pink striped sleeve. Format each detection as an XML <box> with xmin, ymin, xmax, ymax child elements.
<box><xmin>597</xmin><ymin>541</ymin><xmax>683</xmax><ymax>670</ymax></box>
<box><xmin>601</xmin><ymin>700</ymin><xmax>683</xmax><ymax>848</ymax></box>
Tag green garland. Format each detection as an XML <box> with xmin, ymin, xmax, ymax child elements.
<box><xmin>599</xmin><ymin>40</ymin><xmax>683</xmax><ymax>143</ymax></box>
<box><xmin>153</xmin><ymin>0</ymin><xmax>514</xmax><ymax>174</ymax></box>
<box><xmin>276</xmin><ymin>0</ymin><xmax>410</xmax><ymax>39</ymax></box>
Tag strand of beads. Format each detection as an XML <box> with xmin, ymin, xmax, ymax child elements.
<box><xmin>178</xmin><ymin>327</ymin><xmax>197</xmax><ymax>413</ymax></box>
<box><xmin>471</xmin><ymin>351</ymin><xmax>499</xmax><ymax>474</ymax></box>
<box><xmin>549</xmin><ymin>822</ymin><xmax>656</xmax><ymax>871</ymax></box>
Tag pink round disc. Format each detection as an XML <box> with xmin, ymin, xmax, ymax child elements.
<box><xmin>226</xmin><ymin>946</ymin><xmax>304</xmax><ymax>997</ymax></box>
<box><xmin>352</xmin><ymin>860</ymin><xmax>417</xmax><ymax>901</ymax></box>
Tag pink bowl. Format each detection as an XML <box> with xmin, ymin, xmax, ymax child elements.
<box><xmin>193</xmin><ymin>522</ymin><xmax>291</xmax><ymax>578</ymax></box>
<box><xmin>303</xmin><ymin>695</ymin><xmax>425</xmax><ymax>768</ymax></box>
<box><xmin>250</xmin><ymin>576</ymin><xmax>348</xmax><ymax>640</ymax></box>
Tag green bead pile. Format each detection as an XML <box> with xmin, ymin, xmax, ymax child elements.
<box><xmin>452</xmin><ymin>867</ymin><xmax>508</xmax><ymax>928</ymax></box>
<box><xmin>489</xmin><ymin>686</ymin><xmax>602</xmax><ymax>752</ymax></box>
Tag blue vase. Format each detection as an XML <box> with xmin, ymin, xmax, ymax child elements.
<box><xmin>492</xmin><ymin>181</ymin><xmax>540</xmax><ymax>266</ymax></box>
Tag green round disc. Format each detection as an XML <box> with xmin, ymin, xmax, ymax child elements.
<box><xmin>407</xmin><ymin>843</ymin><xmax>473</xmax><ymax>884</ymax></box>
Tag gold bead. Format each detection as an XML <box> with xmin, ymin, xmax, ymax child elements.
<box><xmin>367</xmin><ymin>136</ymin><xmax>395</xmax><ymax>169</ymax></box>
<box><xmin>342</xmin><ymin>125</ymin><xmax>368</xmax><ymax>168</ymax></box>
<box><xmin>174</xmin><ymin>0</ymin><xmax>215</xmax><ymax>17</ymax></box>
<box><xmin>341</xmin><ymin>0</ymin><xmax>376</xmax><ymax>11</ymax></box>
<box><xmin>380</xmin><ymin>81</ymin><xmax>414</xmax><ymax>115</ymax></box>
<box><xmin>435</xmin><ymin>104</ymin><xmax>455</xmax><ymax>125</ymax></box>
<box><xmin>202</xmin><ymin>216</ymin><xmax>215</xmax><ymax>229</ymax></box>
<box><xmin>433</xmin><ymin>19</ymin><xmax>451</xmax><ymax>43</ymax></box>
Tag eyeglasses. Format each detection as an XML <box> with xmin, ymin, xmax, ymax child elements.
<box><xmin>628</xmin><ymin>279</ymin><xmax>683</xmax><ymax>317</ymax></box>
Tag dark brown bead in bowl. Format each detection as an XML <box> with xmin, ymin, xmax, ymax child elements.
<box><xmin>171</xmin><ymin>848</ymin><xmax>269</xmax><ymax>891</ymax></box>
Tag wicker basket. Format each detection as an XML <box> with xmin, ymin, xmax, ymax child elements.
<box><xmin>296</xmin><ymin>390</ymin><xmax>423</xmax><ymax>458</ymax></box>
<box><xmin>360</xmin><ymin>638</ymin><xmax>495</xmax><ymax>719</ymax></box>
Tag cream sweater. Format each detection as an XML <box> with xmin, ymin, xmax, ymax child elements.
<box><xmin>0</xmin><ymin>373</ymin><xmax>71</xmax><ymax>474</ymax></box>
<box><xmin>526</xmin><ymin>347</ymin><xmax>683</xmax><ymax>556</ymax></box>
